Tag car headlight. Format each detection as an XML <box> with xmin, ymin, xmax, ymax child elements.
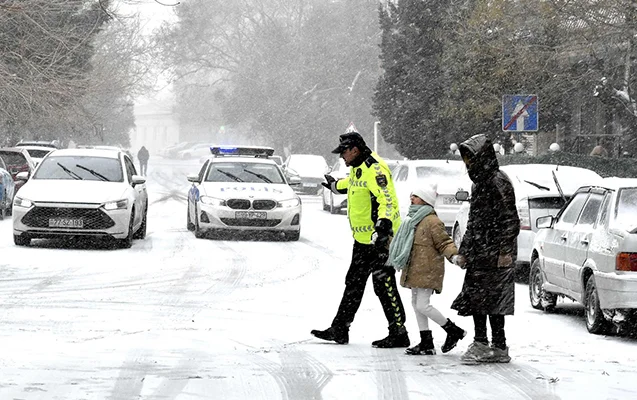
<box><xmin>103</xmin><ymin>199</ymin><xmax>129</xmax><ymax>211</ymax></box>
<box><xmin>200</xmin><ymin>196</ymin><xmax>226</xmax><ymax>206</ymax></box>
<box><xmin>278</xmin><ymin>198</ymin><xmax>301</xmax><ymax>208</ymax></box>
<box><xmin>13</xmin><ymin>196</ymin><xmax>33</xmax><ymax>208</ymax></box>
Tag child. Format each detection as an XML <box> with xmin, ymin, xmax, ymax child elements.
<box><xmin>387</xmin><ymin>183</ymin><xmax>467</xmax><ymax>355</ymax></box>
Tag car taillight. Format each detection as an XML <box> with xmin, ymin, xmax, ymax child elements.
<box><xmin>616</xmin><ymin>253</ymin><xmax>637</xmax><ymax>272</ymax></box>
<box><xmin>517</xmin><ymin>200</ymin><xmax>531</xmax><ymax>230</ymax></box>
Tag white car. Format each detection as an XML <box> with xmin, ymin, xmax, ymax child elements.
<box><xmin>284</xmin><ymin>154</ymin><xmax>329</xmax><ymax>195</ymax></box>
<box><xmin>322</xmin><ymin>158</ymin><xmax>348</xmax><ymax>214</ymax></box>
<box><xmin>187</xmin><ymin>146</ymin><xmax>302</xmax><ymax>240</ymax></box>
<box><xmin>12</xmin><ymin>148</ymin><xmax>148</xmax><ymax>248</ymax></box>
<box><xmin>452</xmin><ymin>164</ymin><xmax>603</xmax><ymax>275</ymax></box>
<box><xmin>393</xmin><ymin>159</ymin><xmax>471</xmax><ymax>232</ymax></box>
<box><xmin>177</xmin><ymin>143</ymin><xmax>215</xmax><ymax>160</ymax></box>
<box><xmin>14</xmin><ymin>145</ymin><xmax>55</xmax><ymax>166</ymax></box>
<box><xmin>530</xmin><ymin>178</ymin><xmax>637</xmax><ymax>334</ymax></box>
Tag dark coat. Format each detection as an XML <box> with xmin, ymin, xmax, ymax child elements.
<box><xmin>451</xmin><ymin>134</ymin><xmax>520</xmax><ymax>316</ymax></box>
<box><xmin>137</xmin><ymin>146</ymin><xmax>149</xmax><ymax>162</ymax></box>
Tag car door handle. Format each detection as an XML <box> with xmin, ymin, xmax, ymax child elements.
<box><xmin>560</xmin><ymin>234</ymin><xmax>568</xmax><ymax>241</ymax></box>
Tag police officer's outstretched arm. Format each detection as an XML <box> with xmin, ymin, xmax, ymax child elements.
<box><xmin>322</xmin><ymin>174</ymin><xmax>347</xmax><ymax>194</ymax></box>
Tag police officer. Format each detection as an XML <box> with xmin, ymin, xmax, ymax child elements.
<box><xmin>311</xmin><ymin>131</ymin><xmax>409</xmax><ymax>348</ymax></box>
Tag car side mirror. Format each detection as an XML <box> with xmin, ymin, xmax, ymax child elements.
<box><xmin>16</xmin><ymin>171</ymin><xmax>29</xmax><ymax>181</ymax></box>
<box><xmin>455</xmin><ymin>190</ymin><xmax>470</xmax><ymax>202</ymax></box>
<box><xmin>187</xmin><ymin>173</ymin><xmax>200</xmax><ymax>183</ymax></box>
<box><xmin>288</xmin><ymin>175</ymin><xmax>302</xmax><ymax>186</ymax></box>
<box><xmin>131</xmin><ymin>175</ymin><xmax>146</xmax><ymax>186</ymax></box>
<box><xmin>536</xmin><ymin>215</ymin><xmax>554</xmax><ymax>229</ymax></box>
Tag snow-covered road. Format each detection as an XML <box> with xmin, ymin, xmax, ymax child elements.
<box><xmin>1</xmin><ymin>159</ymin><xmax>635</xmax><ymax>399</ymax></box>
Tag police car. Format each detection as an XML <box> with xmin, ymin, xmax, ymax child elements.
<box><xmin>186</xmin><ymin>146</ymin><xmax>302</xmax><ymax>240</ymax></box>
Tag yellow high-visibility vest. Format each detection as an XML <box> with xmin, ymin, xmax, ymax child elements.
<box><xmin>336</xmin><ymin>152</ymin><xmax>401</xmax><ymax>244</ymax></box>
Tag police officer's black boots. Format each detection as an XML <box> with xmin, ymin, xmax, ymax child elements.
<box><xmin>372</xmin><ymin>326</ymin><xmax>410</xmax><ymax>348</ymax></box>
<box><xmin>441</xmin><ymin>319</ymin><xmax>467</xmax><ymax>353</ymax></box>
<box><xmin>405</xmin><ymin>330</ymin><xmax>436</xmax><ymax>355</ymax></box>
<box><xmin>311</xmin><ymin>326</ymin><xmax>349</xmax><ymax>344</ymax></box>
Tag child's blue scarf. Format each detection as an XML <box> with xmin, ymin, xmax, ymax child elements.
<box><xmin>386</xmin><ymin>204</ymin><xmax>434</xmax><ymax>270</ymax></box>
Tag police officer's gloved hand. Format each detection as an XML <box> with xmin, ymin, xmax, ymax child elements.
<box><xmin>321</xmin><ymin>174</ymin><xmax>336</xmax><ymax>190</ymax></box>
<box><xmin>372</xmin><ymin>218</ymin><xmax>393</xmax><ymax>249</ymax></box>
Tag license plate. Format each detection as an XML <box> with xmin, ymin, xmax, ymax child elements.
<box><xmin>302</xmin><ymin>183</ymin><xmax>316</xmax><ymax>188</ymax></box>
<box><xmin>49</xmin><ymin>218</ymin><xmax>84</xmax><ymax>228</ymax></box>
<box><xmin>442</xmin><ymin>196</ymin><xmax>459</xmax><ymax>205</ymax></box>
<box><xmin>235</xmin><ymin>211</ymin><xmax>266</xmax><ymax>219</ymax></box>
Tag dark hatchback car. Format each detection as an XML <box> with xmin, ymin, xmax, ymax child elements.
<box><xmin>0</xmin><ymin>147</ymin><xmax>37</xmax><ymax>193</ymax></box>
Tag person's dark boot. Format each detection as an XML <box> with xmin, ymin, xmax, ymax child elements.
<box><xmin>405</xmin><ymin>330</ymin><xmax>436</xmax><ymax>355</ymax></box>
<box><xmin>441</xmin><ymin>319</ymin><xmax>467</xmax><ymax>353</ymax></box>
<box><xmin>311</xmin><ymin>326</ymin><xmax>349</xmax><ymax>344</ymax></box>
<box><xmin>372</xmin><ymin>326</ymin><xmax>410</xmax><ymax>348</ymax></box>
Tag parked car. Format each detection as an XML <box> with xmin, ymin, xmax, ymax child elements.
<box><xmin>14</xmin><ymin>145</ymin><xmax>55</xmax><ymax>166</ymax></box>
<box><xmin>453</xmin><ymin>164</ymin><xmax>603</xmax><ymax>277</ymax></box>
<box><xmin>0</xmin><ymin>156</ymin><xmax>16</xmax><ymax>220</ymax></box>
<box><xmin>322</xmin><ymin>158</ymin><xmax>349</xmax><ymax>214</ymax></box>
<box><xmin>177</xmin><ymin>143</ymin><xmax>215</xmax><ymax>160</ymax></box>
<box><xmin>187</xmin><ymin>146</ymin><xmax>302</xmax><ymax>240</ymax></box>
<box><xmin>284</xmin><ymin>154</ymin><xmax>330</xmax><ymax>195</ymax></box>
<box><xmin>15</xmin><ymin>140</ymin><xmax>60</xmax><ymax>149</ymax></box>
<box><xmin>0</xmin><ymin>147</ymin><xmax>36</xmax><ymax>193</ymax></box>
<box><xmin>12</xmin><ymin>148</ymin><xmax>148</xmax><ymax>248</ymax></box>
<box><xmin>530</xmin><ymin>178</ymin><xmax>637</xmax><ymax>334</ymax></box>
<box><xmin>393</xmin><ymin>159</ymin><xmax>471</xmax><ymax>232</ymax></box>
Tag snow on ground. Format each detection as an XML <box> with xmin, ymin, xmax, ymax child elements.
<box><xmin>0</xmin><ymin>158</ymin><xmax>636</xmax><ymax>399</ymax></box>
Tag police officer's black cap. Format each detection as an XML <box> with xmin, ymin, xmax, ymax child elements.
<box><xmin>331</xmin><ymin>131</ymin><xmax>367</xmax><ymax>154</ymax></box>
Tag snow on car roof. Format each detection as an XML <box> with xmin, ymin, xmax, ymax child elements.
<box><xmin>47</xmin><ymin>148</ymin><xmax>121</xmax><ymax>158</ymax></box>
<box><xmin>597</xmin><ymin>177</ymin><xmax>637</xmax><ymax>190</ymax></box>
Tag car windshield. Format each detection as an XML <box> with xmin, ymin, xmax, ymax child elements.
<box><xmin>206</xmin><ymin>162</ymin><xmax>285</xmax><ymax>184</ymax></box>
<box><xmin>33</xmin><ymin>156</ymin><xmax>123</xmax><ymax>182</ymax></box>
<box><xmin>26</xmin><ymin>149</ymin><xmax>53</xmax><ymax>158</ymax></box>
<box><xmin>0</xmin><ymin>152</ymin><xmax>27</xmax><ymax>167</ymax></box>
<box><xmin>616</xmin><ymin>188</ymin><xmax>637</xmax><ymax>231</ymax></box>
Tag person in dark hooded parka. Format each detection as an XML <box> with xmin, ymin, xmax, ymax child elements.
<box><xmin>451</xmin><ymin>134</ymin><xmax>520</xmax><ymax>364</ymax></box>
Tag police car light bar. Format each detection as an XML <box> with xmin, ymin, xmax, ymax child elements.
<box><xmin>210</xmin><ymin>146</ymin><xmax>275</xmax><ymax>157</ymax></box>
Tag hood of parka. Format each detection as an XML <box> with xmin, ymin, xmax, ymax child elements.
<box><xmin>459</xmin><ymin>134</ymin><xmax>499</xmax><ymax>183</ymax></box>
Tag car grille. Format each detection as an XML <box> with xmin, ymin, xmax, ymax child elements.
<box><xmin>226</xmin><ymin>199</ymin><xmax>251</xmax><ymax>210</ymax></box>
<box><xmin>220</xmin><ymin>218</ymin><xmax>281</xmax><ymax>227</ymax></box>
<box><xmin>252</xmin><ymin>200</ymin><xmax>277</xmax><ymax>210</ymax></box>
<box><xmin>226</xmin><ymin>198</ymin><xmax>277</xmax><ymax>210</ymax></box>
<box><xmin>22</xmin><ymin>206</ymin><xmax>115</xmax><ymax>229</ymax></box>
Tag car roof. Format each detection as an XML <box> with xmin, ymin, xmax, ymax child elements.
<box><xmin>404</xmin><ymin>159</ymin><xmax>465</xmax><ymax>167</ymax></box>
<box><xmin>46</xmin><ymin>148</ymin><xmax>121</xmax><ymax>159</ymax></box>
<box><xmin>16</xmin><ymin>145</ymin><xmax>57</xmax><ymax>151</ymax></box>
<box><xmin>594</xmin><ymin>177</ymin><xmax>637</xmax><ymax>190</ymax></box>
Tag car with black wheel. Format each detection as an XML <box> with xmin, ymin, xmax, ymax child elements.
<box><xmin>187</xmin><ymin>146</ymin><xmax>302</xmax><ymax>240</ymax></box>
<box><xmin>12</xmin><ymin>148</ymin><xmax>148</xmax><ymax>248</ymax></box>
<box><xmin>530</xmin><ymin>178</ymin><xmax>637</xmax><ymax>334</ymax></box>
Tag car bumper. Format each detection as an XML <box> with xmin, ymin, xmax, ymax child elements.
<box><xmin>13</xmin><ymin>203</ymin><xmax>131</xmax><ymax>240</ymax></box>
<box><xmin>595</xmin><ymin>271</ymin><xmax>637</xmax><ymax>309</ymax></box>
<box><xmin>198</xmin><ymin>203</ymin><xmax>301</xmax><ymax>232</ymax></box>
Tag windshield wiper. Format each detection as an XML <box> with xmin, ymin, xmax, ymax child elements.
<box><xmin>216</xmin><ymin>169</ymin><xmax>243</xmax><ymax>182</ymax></box>
<box><xmin>243</xmin><ymin>168</ymin><xmax>272</xmax><ymax>183</ymax></box>
<box><xmin>76</xmin><ymin>164</ymin><xmax>110</xmax><ymax>181</ymax></box>
<box><xmin>523</xmin><ymin>180</ymin><xmax>550</xmax><ymax>191</ymax></box>
<box><xmin>57</xmin><ymin>162</ymin><xmax>82</xmax><ymax>180</ymax></box>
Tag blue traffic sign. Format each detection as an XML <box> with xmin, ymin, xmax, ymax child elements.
<box><xmin>502</xmin><ymin>95</ymin><xmax>538</xmax><ymax>132</ymax></box>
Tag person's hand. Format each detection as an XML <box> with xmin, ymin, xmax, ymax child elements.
<box><xmin>498</xmin><ymin>254</ymin><xmax>513</xmax><ymax>268</ymax></box>
<box><xmin>321</xmin><ymin>174</ymin><xmax>336</xmax><ymax>190</ymax></box>
<box><xmin>372</xmin><ymin>218</ymin><xmax>392</xmax><ymax>249</ymax></box>
<box><xmin>452</xmin><ymin>255</ymin><xmax>466</xmax><ymax>269</ymax></box>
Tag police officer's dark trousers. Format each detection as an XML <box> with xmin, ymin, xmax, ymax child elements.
<box><xmin>331</xmin><ymin>241</ymin><xmax>406</xmax><ymax>331</ymax></box>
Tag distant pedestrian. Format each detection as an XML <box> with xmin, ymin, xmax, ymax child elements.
<box><xmin>137</xmin><ymin>146</ymin><xmax>149</xmax><ymax>176</ymax></box>
<box><xmin>452</xmin><ymin>134</ymin><xmax>520</xmax><ymax>364</ymax></box>
<box><xmin>387</xmin><ymin>183</ymin><xmax>466</xmax><ymax>356</ymax></box>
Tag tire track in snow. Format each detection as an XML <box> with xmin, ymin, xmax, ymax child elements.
<box><xmin>250</xmin><ymin>347</ymin><xmax>333</xmax><ymax>400</ymax></box>
<box><xmin>372</xmin><ymin>349</ymin><xmax>409</xmax><ymax>400</ymax></box>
